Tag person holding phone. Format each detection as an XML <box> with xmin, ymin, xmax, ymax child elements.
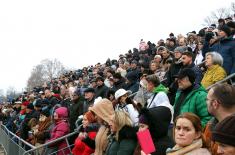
<box><xmin>166</xmin><ymin>113</ymin><xmax>211</xmax><ymax>155</ymax></box>
<box><xmin>135</xmin><ymin>106</ymin><xmax>174</xmax><ymax>155</ymax></box>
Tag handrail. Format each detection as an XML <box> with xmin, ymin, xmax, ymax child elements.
<box><xmin>23</xmin><ymin>130</ymin><xmax>79</xmax><ymax>155</ymax></box>
<box><xmin>206</xmin><ymin>73</ymin><xmax>235</xmax><ymax>90</ymax></box>
<box><xmin>0</xmin><ymin>124</ymin><xmax>36</xmax><ymax>149</ymax></box>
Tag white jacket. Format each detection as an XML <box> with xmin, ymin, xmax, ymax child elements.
<box><xmin>147</xmin><ymin>92</ymin><xmax>174</xmax><ymax>123</ymax></box>
<box><xmin>115</xmin><ymin>104</ymin><xmax>139</xmax><ymax>126</ymax></box>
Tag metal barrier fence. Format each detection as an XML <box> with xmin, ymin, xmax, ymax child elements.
<box><xmin>0</xmin><ymin>123</ymin><xmax>36</xmax><ymax>155</ymax></box>
<box><xmin>0</xmin><ymin>122</ymin><xmax>79</xmax><ymax>155</ymax></box>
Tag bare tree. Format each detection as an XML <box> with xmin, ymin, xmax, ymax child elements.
<box><xmin>27</xmin><ymin>58</ymin><xmax>65</xmax><ymax>90</ymax></box>
<box><xmin>204</xmin><ymin>7</ymin><xmax>231</xmax><ymax>26</ymax></box>
<box><xmin>41</xmin><ymin>59</ymin><xmax>65</xmax><ymax>81</ymax></box>
<box><xmin>231</xmin><ymin>2</ymin><xmax>235</xmax><ymax>14</ymax></box>
<box><xmin>27</xmin><ymin>64</ymin><xmax>47</xmax><ymax>90</ymax></box>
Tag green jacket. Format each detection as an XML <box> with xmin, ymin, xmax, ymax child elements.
<box><xmin>174</xmin><ymin>85</ymin><xmax>211</xmax><ymax>128</ymax></box>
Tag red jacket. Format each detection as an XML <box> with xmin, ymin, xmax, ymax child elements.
<box><xmin>72</xmin><ymin>131</ymin><xmax>97</xmax><ymax>155</ymax></box>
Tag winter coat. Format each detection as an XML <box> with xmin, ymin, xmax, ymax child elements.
<box><xmin>72</xmin><ymin>131</ymin><xmax>97</xmax><ymax>155</ymax></box>
<box><xmin>69</xmin><ymin>96</ymin><xmax>85</xmax><ymax>132</ymax></box>
<box><xmin>210</xmin><ymin>36</ymin><xmax>235</xmax><ymax>75</ymax></box>
<box><xmin>96</xmin><ymin>84</ymin><xmax>109</xmax><ymax>98</ymax></box>
<box><xmin>201</xmin><ymin>64</ymin><xmax>227</xmax><ymax>88</ymax></box>
<box><xmin>113</xmin><ymin>78</ymin><xmax>126</xmax><ymax>92</ymax></box>
<box><xmin>47</xmin><ymin>107</ymin><xmax>70</xmax><ymax>155</ymax></box>
<box><xmin>115</xmin><ymin>103</ymin><xmax>139</xmax><ymax>126</ymax></box>
<box><xmin>47</xmin><ymin>120</ymin><xmax>70</xmax><ymax>155</ymax></box>
<box><xmin>166</xmin><ymin>139</ymin><xmax>211</xmax><ymax>155</ymax></box>
<box><xmin>146</xmin><ymin>84</ymin><xmax>174</xmax><ymax>123</ymax></box>
<box><xmin>174</xmin><ymin>85</ymin><xmax>211</xmax><ymax>128</ymax></box>
<box><xmin>33</xmin><ymin>117</ymin><xmax>52</xmax><ymax>144</ymax></box>
<box><xmin>105</xmin><ymin>126</ymin><xmax>137</xmax><ymax>155</ymax></box>
<box><xmin>124</xmin><ymin>81</ymin><xmax>139</xmax><ymax>94</ymax></box>
<box><xmin>89</xmin><ymin>99</ymin><xmax>115</xmax><ymax>155</ymax></box>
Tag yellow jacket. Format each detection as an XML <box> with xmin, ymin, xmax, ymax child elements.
<box><xmin>201</xmin><ymin>64</ymin><xmax>227</xmax><ymax>88</ymax></box>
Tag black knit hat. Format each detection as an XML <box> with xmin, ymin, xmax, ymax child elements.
<box><xmin>219</xmin><ymin>25</ymin><xmax>231</xmax><ymax>36</ymax></box>
<box><xmin>212</xmin><ymin>115</ymin><xmax>235</xmax><ymax>146</ymax></box>
<box><xmin>41</xmin><ymin>108</ymin><xmax>50</xmax><ymax>117</ymax></box>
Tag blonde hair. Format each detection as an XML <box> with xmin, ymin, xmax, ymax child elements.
<box><xmin>113</xmin><ymin>111</ymin><xmax>132</xmax><ymax>141</ymax></box>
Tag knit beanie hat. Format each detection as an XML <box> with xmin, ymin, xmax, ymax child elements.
<box><xmin>219</xmin><ymin>25</ymin><xmax>231</xmax><ymax>36</ymax></box>
<box><xmin>212</xmin><ymin>115</ymin><xmax>235</xmax><ymax>146</ymax></box>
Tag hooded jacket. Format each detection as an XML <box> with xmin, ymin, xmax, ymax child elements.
<box><xmin>146</xmin><ymin>84</ymin><xmax>174</xmax><ymax>123</ymax></box>
<box><xmin>90</xmin><ymin>99</ymin><xmax>115</xmax><ymax>155</ymax></box>
<box><xmin>47</xmin><ymin>107</ymin><xmax>70</xmax><ymax>155</ymax></box>
<box><xmin>138</xmin><ymin>107</ymin><xmax>174</xmax><ymax>155</ymax></box>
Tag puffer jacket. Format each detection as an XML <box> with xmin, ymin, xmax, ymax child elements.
<box><xmin>174</xmin><ymin>85</ymin><xmax>211</xmax><ymax>128</ymax></box>
<box><xmin>201</xmin><ymin>64</ymin><xmax>227</xmax><ymax>88</ymax></box>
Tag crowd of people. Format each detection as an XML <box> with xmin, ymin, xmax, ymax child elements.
<box><xmin>0</xmin><ymin>17</ymin><xmax>235</xmax><ymax>155</ymax></box>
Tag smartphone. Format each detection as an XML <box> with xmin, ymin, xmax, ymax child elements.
<box><xmin>137</xmin><ymin>129</ymin><xmax>156</xmax><ymax>154</ymax></box>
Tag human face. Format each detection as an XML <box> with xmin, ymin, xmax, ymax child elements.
<box><xmin>174</xmin><ymin>118</ymin><xmax>200</xmax><ymax>147</ymax></box>
<box><xmin>150</xmin><ymin>63</ymin><xmax>158</xmax><ymax>72</ymax></box>
<box><xmin>45</xmin><ymin>90</ymin><xmax>51</xmax><ymax>98</ymax></box>
<box><xmin>109</xmin><ymin>116</ymin><xmax>117</xmax><ymax>133</ymax></box>
<box><xmin>198</xmin><ymin>42</ymin><xmax>203</xmax><ymax>50</ymax></box>
<box><xmin>181</xmin><ymin>55</ymin><xmax>192</xmax><ymax>66</ymax></box>
<box><xmin>178</xmin><ymin>38</ymin><xmax>186</xmax><ymax>46</ymax></box>
<box><xmin>162</xmin><ymin>50</ymin><xmax>169</xmax><ymax>59</ymax></box>
<box><xmin>82</xmin><ymin>115</ymin><xmax>89</xmax><ymax>128</ymax></box>
<box><xmin>205</xmin><ymin>55</ymin><xmax>213</xmax><ymax>67</ymax></box>
<box><xmin>174</xmin><ymin>51</ymin><xmax>182</xmax><ymax>59</ymax></box>
<box><xmin>138</xmin><ymin>123</ymin><xmax>149</xmax><ymax>132</ymax></box>
<box><xmin>119</xmin><ymin>94</ymin><xmax>128</xmax><ymax>104</ymax></box>
<box><xmin>97</xmin><ymin>80</ymin><xmax>103</xmax><ymax>86</ymax></box>
<box><xmin>206</xmin><ymin>89</ymin><xmax>215</xmax><ymax>115</ymax></box>
<box><xmin>177</xmin><ymin>76</ymin><xmax>192</xmax><ymax>90</ymax></box>
<box><xmin>72</xmin><ymin>93</ymin><xmax>79</xmax><ymax>101</ymax></box>
<box><xmin>84</xmin><ymin>92</ymin><xmax>94</xmax><ymax>100</ymax></box>
<box><xmin>53</xmin><ymin>112</ymin><xmax>59</xmax><ymax>120</ymax></box>
<box><xmin>147</xmin><ymin>81</ymin><xmax>154</xmax><ymax>92</ymax></box>
<box><xmin>39</xmin><ymin>114</ymin><xmax>47</xmax><ymax>122</ymax></box>
<box><xmin>217</xmin><ymin>142</ymin><xmax>235</xmax><ymax>155</ymax></box>
<box><xmin>219</xmin><ymin>30</ymin><xmax>227</xmax><ymax>38</ymax></box>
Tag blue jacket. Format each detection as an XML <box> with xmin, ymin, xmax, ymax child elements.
<box><xmin>210</xmin><ymin>37</ymin><xmax>235</xmax><ymax>75</ymax></box>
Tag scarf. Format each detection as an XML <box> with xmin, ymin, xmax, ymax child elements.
<box><xmin>166</xmin><ymin>139</ymin><xmax>203</xmax><ymax>155</ymax></box>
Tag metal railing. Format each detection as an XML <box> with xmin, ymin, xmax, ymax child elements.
<box><xmin>0</xmin><ymin>123</ymin><xmax>36</xmax><ymax>155</ymax></box>
<box><xmin>23</xmin><ymin>130</ymin><xmax>79</xmax><ymax>155</ymax></box>
<box><xmin>206</xmin><ymin>73</ymin><xmax>235</xmax><ymax>90</ymax></box>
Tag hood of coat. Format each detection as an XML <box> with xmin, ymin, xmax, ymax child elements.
<box><xmin>90</xmin><ymin>98</ymin><xmax>114</xmax><ymax>124</ymax></box>
<box><xmin>55</xmin><ymin>107</ymin><xmax>68</xmax><ymax>119</ymax></box>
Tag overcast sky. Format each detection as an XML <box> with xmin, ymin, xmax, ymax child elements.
<box><xmin>0</xmin><ymin>0</ymin><xmax>233</xmax><ymax>94</ymax></box>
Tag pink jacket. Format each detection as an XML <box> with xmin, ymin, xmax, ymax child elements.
<box><xmin>47</xmin><ymin>120</ymin><xmax>70</xmax><ymax>155</ymax></box>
